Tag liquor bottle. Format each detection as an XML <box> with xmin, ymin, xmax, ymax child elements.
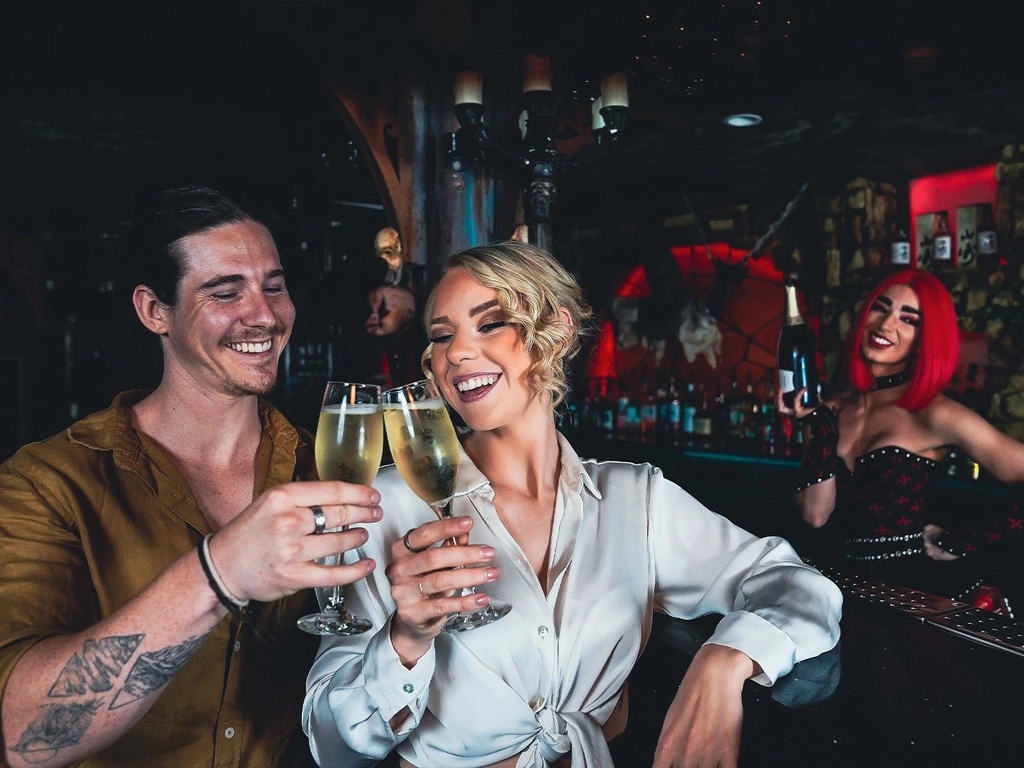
<box><xmin>777</xmin><ymin>281</ymin><xmax>820</xmax><ymax>409</ymax></box>
<box><xmin>681</xmin><ymin>381</ymin><xmax>697</xmax><ymax>445</ymax></box>
<box><xmin>932</xmin><ymin>210</ymin><xmax>953</xmax><ymax>269</ymax></box>
<box><xmin>761</xmin><ymin>376</ymin><xmax>777</xmax><ymax>455</ymax></box>
<box><xmin>693</xmin><ymin>383</ymin><xmax>714</xmax><ymax>449</ymax></box>
<box><xmin>977</xmin><ymin>203</ymin><xmax>998</xmax><ymax>266</ymax></box>
<box><xmin>890</xmin><ymin>218</ymin><xmax>912</xmax><ymax>267</ymax></box>
<box><xmin>725</xmin><ymin>372</ymin><xmax>745</xmax><ymax>446</ymax></box>
<box><xmin>639</xmin><ymin>376</ymin><xmax>658</xmax><ymax>442</ymax></box>
<box><xmin>595</xmin><ymin>378</ymin><xmax>615</xmax><ymax>438</ymax></box>
<box><xmin>667</xmin><ymin>377</ymin><xmax>682</xmax><ymax>445</ymax></box>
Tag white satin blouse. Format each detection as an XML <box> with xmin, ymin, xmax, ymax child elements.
<box><xmin>302</xmin><ymin>434</ymin><xmax>842</xmax><ymax>767</ymax></box>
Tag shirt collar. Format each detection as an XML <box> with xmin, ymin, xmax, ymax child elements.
<box><xmin>451</xmin><ymin>430</ymin><xmax>603</xmax><ymax>502</ymax></box>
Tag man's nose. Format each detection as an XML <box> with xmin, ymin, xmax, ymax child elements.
<box><xmin>243</xmin><ymin>290</ymin><xmax>277</xmax><ymax>326</ymax></box>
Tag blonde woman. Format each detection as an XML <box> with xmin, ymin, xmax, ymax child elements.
<box><xmin>304</xmin><ymin>242</ymin><xmax>842</xmax><ymax>768</ymax></box>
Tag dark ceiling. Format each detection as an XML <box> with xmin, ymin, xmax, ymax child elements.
<box><xmin>2</xmin><ymin>1</ymin><xmax>1022</xmax><ymax>227</ymax></box>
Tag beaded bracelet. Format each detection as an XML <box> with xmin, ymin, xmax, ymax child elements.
<box><xmin>196</xmin><ymin>534</ymin><xmax>275</xmax><ymax>648</ymax></box>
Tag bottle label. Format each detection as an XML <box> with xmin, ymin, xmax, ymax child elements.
<box><xmin>891</xmin><ymin>242</ymin><xmax>911</xmax><ymax>265</ymax></box>
<box><xmin>694</xmin><ymin>417</ymin><xmax>713</xmax><ymax>436</ymax></box>
<box><xmin>778</xmin><ymin>369</ymin><xmax>795</xmax><ymax>393</ymax></box>
<box><xmin>933</xmin><ymin>235</ymin><xmax>952</xmax><ymax>262</ymax></box>
<box><xmin>978</xmin><ymin>231</ymin><xmax>997</xmax><ymax>256</ymax></box>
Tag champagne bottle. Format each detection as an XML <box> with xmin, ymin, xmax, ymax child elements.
<box><xmin>777</xmin><ymin>281</ymin><xmax>819</xmax><ymax>409</ymax></box>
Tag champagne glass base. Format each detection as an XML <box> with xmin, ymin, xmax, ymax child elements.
<box><xmin>296</xmin><ymin>611</ymin><xmax>373</xmax><ymax>636</ymax></box>
<box><xmin>440</xmin><ymin>600</ymin><xmax>512</xmax><ymax>633</ymax></box>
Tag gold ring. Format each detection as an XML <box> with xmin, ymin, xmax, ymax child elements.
<box><xmin>418</xmin><ymin>578</ymin><xmax>429</xmax><ymax>598</ymax></box>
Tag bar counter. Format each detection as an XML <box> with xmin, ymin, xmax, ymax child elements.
<box><xmin>613</xmin><ymin>569</ymin><xmax>1024</xmax><ymax>767</ymax></box>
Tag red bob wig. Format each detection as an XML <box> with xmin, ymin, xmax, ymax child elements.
<box><xmin>846</xmin><ymin>269</ymin><xmax>959</xmax><ymax>411</ymax></box>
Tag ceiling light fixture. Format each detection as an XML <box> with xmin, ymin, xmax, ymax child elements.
<box><xmin>724</xmin><ymin>112</ymin><xmax>763</xmax><ymax>127</ymax></box>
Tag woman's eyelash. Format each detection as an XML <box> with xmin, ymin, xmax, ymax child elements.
<box><xmin>428</xmin><ymin>333</ymin><xmax>452</xmax><ymax>343</ymax></box>
<box><xmin>480</xmin><ymin>320</ymin><xmax>507</xmax><ymax>332</ymax></box>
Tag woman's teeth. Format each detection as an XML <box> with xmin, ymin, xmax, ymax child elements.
<box><xmin>457</xmin><ymin>374</ymin><xmax>498</xmax><ymax>392</ymax></box>
<box><xmin>228</xmin><ymin>341</ymin><xmax>272</xmax><ymax>353</ymax></box>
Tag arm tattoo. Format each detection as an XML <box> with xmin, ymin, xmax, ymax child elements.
<box><xmin>48</xmin><ymin>635</ymin><xmax>144</xmax><ymax>697</ymax></box>
<box><xmin>110</xmin><ymin>634</ymin><xmax>208</xmax><ymax>710</ymax></box>
<box><xmin>11</xmin><ymin>700</ymin><xmax>102</xmax><ymax>762</ymax></box>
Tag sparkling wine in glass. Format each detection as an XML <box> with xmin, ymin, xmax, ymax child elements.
<box><xmin>383</xmin><ymin>379</ymin><xmax>511</xmax><ymax>632</ymax></box>
<box><xmin>297</xmin><ymin>381</ymin><xmax>382</xmax><ymax>636</ymax></box>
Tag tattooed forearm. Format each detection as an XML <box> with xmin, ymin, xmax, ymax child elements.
<box><xmin>110</xmin><ymin>633</ymin><xmax>208</xmax><ymax>710</ymax></box>
<box><xmin>11</xmin><ymin>700</ymin><xmax>102</xmax><ymax>762</ymax></box>
<box><xmin>47</xmin><ymin>635</ymin><xmax>144</xmax><ymax>697</ymax></box>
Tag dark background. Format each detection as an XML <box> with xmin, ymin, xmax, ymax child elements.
<box><xmin>2</xmin><ymin>1</ymin><xmax>1022</xmax><ymax>455</ymax></box>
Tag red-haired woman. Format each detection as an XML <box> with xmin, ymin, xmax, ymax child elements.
<box><xmin>781</xmin><ymin>269</ymin><xmax>1024</xmax><ymax>603</ymax></box>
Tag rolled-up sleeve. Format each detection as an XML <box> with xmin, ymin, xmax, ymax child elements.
<box><xmin>648</xmin><ymin>466</ymin><xmax>843</xmax><ymax>685</ymax></box>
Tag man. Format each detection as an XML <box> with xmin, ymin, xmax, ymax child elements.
<box><xmin>0</xmin><ymin>186</ymin><xmax>382</xmax><ymax>768</ymax></box>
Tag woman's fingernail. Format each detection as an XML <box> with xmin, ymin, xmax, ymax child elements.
<box><xmin>457</xmin><ymin>516</ymin><xmax>473</xmax><ymax>529</ymax></box>
<box><xmin>484</xmin><ymin>568</ymin><xmax>499</xmax><ymax>580</ymax></box>
<box><xmin>473</xmin><ymin>594</ymin><xmax>490</xmax><ymax>606</ymax></box>
<box><xmin>371</xmin><ymin>506</ymin><xmax>383</xmax><ymax>520</ymax></box>
<box><xmin>479</xmin><ymin>546</ymin><xmax>496</xmax><ymax>559</ymax></box>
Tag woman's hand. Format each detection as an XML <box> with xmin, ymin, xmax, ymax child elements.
<box><xmin>923</xmin><ymin>524</ymin><xmax>960</xmax><ymax>561</ymax></box>
<box><xmin>653</xmin><ymin>644</ymin><xmax>757</xmax><ymax>768</ymax></box>
<box><xmin>775</xmin><ymin>387</ymin><xmax>818</xmax><ymax>420</ymax></box>
<box><xmin>385</xmin><ymin>516</ymin><xmax>500</xmax><ymax>667</ymax></box>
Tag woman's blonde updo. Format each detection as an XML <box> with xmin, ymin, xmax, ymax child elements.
<box><xmin>423</xmin><ymin>241</ymin><xmax>593</xmax><ymax>409</ymax></box>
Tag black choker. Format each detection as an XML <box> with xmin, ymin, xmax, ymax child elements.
<box><xmin>875</xmin><ymin>370</ymin><xmax>909</xmax><ymax>390</ymax></box>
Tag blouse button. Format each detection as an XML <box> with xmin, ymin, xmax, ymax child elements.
<box><xmin>224</xmin><ymin>727</ymin><xmax>235</xmax><ymax>739</ymax></box>
<box><xmin>403</xmin><ymin>682</ymin><xmax>414</xmax><ymax>694</ymax></box>
<box><xmin>537</xmin><ymin>626</ymin><xmax>549</xmax><ymax>638</ymax></box>
<box><xmin>530</xmin><ymin>696</ymin><xmax>547</xmax><ymax>711</ymax></box>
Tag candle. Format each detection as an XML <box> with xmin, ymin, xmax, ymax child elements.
<box><xmin>454</xmin><ymin>71</ymin><xmax>483</xmax><ymax>106</ymax></box>
<box><xmin>522</xmin><ymin>54</ymin><xmax>552</xmax><ymax>93</ymax></box>
<box><xmin>591</xmin><ymin>97</ymin><xmax>605</xmax><ymax>130</ymax></box>
<box><xmin>600</xmin><ymin>72</ymin><xmax>628</xmax><ymax>108</ymax></box>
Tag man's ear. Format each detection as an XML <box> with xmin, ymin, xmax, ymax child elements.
<box><xmin>133</xmin><ymin>285</ymin><xmax>170</xmax><ymax>336</ymax></box>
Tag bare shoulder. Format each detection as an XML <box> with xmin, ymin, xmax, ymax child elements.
<box><xmin>917</xmin><ymin>394</ymin><xmax>972</xmax><ymax>427</ymax></box>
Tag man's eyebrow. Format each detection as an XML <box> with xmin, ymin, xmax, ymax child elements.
<box><xmin>197</xmin><ymin>269</ymin><xmax>286</xmax><ymax>291</ymax></box>
<box><xmin>198</xmin><ymin>274</ymin><xmax>245</xmax><ymax>291</ymax></box>
<box><xmin>429</xmin><ymin>299</ymin><xmax>501</xmax><ymax>326</ymax></box>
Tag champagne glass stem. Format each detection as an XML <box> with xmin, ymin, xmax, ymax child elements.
<box><xmin>433</xmin><ymin>500</ymin><xmax>477</xmax><ymax>598</ymax></box>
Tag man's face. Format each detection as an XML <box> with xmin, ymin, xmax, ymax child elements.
<box><xmin>159</xmin><ymin>220</ymin><xmax>295</xmax><ymax>397</ymax></box>
<box><xmin>365</xmin><ymin>285</ymin><xmax>415</xmax><ymax>337</ymax></box>
<box><xmin>374</xmin><ymin>229</ymin><xmax>403</xmax><ymax>272</ymax></box>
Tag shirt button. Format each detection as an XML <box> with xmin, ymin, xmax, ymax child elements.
<box><xmin>233</xmin><ymin>640</ymin><xmax>241</xmax><ymax>653</ymax></box>
<box><xmin>403</xmin><ymin>682</ymin><xmax>414</xmax><ymax>694</ymax></box>
<box><xmin>530</xmin><ymin>696</ymin><xmax>546</xmax><ymax>712</ymax></box>
<box><xmin>224</xmin><ymin>727</ymin><xmax>235</xmax><ymax>739</ymax></box>
<box><xmin>537</xmin><ymin>626</ymin><xmax>549</xmax><ymax>638</ymax></box>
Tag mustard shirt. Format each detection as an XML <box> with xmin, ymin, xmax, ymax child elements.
<box><xmin>0</xmin><ymin>391</ymin><xmax>320</xmax><ymax>768</ymax></box>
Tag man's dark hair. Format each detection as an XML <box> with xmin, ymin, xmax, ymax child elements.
<box><xmin>132</xmin><ymin>185</ymin><xmax>254</xmax><ymax>305</ymax></box>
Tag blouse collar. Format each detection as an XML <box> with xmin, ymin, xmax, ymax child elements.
<box><xmin>453</xmin><ymin>431</ymin><xmax>603</xmax><ymax>502</ymax></box>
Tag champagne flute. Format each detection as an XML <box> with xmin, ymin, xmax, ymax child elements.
<box><xmin>297</xmin><ymin>381</ymin><xmax>382</xmax><ymax>636</ymax></box>
<box><xmin>383</xmin><ymin>379</ymin><xmax>512</xmax><ymax>632</ymax></box>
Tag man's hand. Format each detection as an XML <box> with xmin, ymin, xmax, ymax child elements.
<box><xmin>208</xmin><ymin>480</ymin><xmax>383</xmax><ymax>604</ymax></box>
<box><xmin>653</xmin><ymin>644</ymin><xmax>757</xmax><ymax>768</ymax></box>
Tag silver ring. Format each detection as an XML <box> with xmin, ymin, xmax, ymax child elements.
<box><xmin>403</xmin><ymin>528</ymin><xmax>427</xmax><ymax>554</ymax></box>
<box><xmin>418</xmin><ymin>578</ymin><xmax>429</xmax><ymax>598</ymax></box>
<box><xmin>311</xmin><ymin>505</ymin><xmax>327</xmax><ymax>535</ymax></box>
